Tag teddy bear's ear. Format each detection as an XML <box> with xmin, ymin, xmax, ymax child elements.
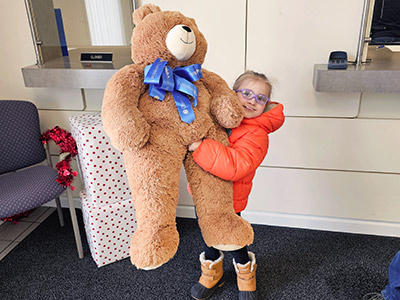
<box><xmin>188</xmin><ymin>17</ymin><xmax>198</xmax><ymax>28</ymax></box>
<box><xmin>132</xmin><ymin>4</ymin><xmax>161</xmax><ymax>25</ymax></box>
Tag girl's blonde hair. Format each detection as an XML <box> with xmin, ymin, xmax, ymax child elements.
<box><xmin>232</xmin><ymin>70</ymin><xmax>273</xmax><ymax>97</ymax></box>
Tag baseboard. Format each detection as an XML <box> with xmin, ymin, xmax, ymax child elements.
<box><xmin>43</xmin><ymin>196</ymin><xmax>82</xmax><ymax>210</ymax></box>
<box><xmin>241</xmin><ymin>210</ymin><xmax>400</xmax><ymax>238</ymax></box>
<box><xmin>43</xmin><ymin>199</ymin><xmax>400</xmax><ymax>238</ymax></box>
<box><xmin>44</xmin><ymin>199</ymin><xmax>197</xmax><ymax>218</ymax></box>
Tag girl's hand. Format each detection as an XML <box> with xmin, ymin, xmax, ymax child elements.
<box><xmin>188</xmin><ymin>139</ymin><xmax>202</xmax><ymax>151</ymax></box>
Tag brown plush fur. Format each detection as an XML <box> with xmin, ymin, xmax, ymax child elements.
<box><xmin>101</xmin><ymin>4</ymin><xmax>254</xmax><ymax>270</ymax></box>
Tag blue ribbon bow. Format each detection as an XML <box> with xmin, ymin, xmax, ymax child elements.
<box><xmin>144</xmin><ymin>58</ymin><xmax>203</xmax><ymax>124</ymax></box>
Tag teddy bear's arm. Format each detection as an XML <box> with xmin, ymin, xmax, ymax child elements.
<box><xmin>101</xmin><ymin>64</ymin><xmax>150</xmax><ymax>151</ymax></box>
<box><xmin>201</xmin><ymin>69</ymin><xmax>244</xmax><ymax>129</ymax></box>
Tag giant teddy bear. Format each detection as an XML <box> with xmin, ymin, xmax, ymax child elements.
<box><xmin>101</xmin><ymin>4</ymin><xmax>254</xmax><ymax>270</ymax></box>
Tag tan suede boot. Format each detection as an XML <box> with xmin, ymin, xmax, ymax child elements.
<box><xmin>233</xmin><ymin>252</ymin><xmax>257</xmax><ymax>300</ymax></box>
<box><xmin>191</xmin><ymin>251</ymin><xmax>225</xmax><ymax>300</ymax></box>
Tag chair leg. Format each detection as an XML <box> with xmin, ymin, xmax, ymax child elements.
<box><xmin>66</xmin><ymin>188</ymin><xmax>84</xmax><ymax>259</ymax></box>
<box><xmin>55</xmin><ymin>197</ymin><xmax>65</xmax><ymax>227</ymax></box>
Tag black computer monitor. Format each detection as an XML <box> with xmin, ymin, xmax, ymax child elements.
<box><xmin>370</xmin><ymin>0</ymin><xmax>400</xmax><ymax>45</ymax></box>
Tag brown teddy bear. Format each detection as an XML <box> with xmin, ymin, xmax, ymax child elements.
<box><xmin>101</xmin><ymin>4</ymin><xmax>254</xmax><ymax>270</ymax></box>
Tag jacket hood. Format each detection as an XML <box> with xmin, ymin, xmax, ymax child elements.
<box><xmin>241</xmin><ymin>102</ymin><xmax>285</xmax><ymax>134</ymax></box>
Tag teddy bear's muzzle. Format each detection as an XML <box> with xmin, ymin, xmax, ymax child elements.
<box><xmin>166</xmin><ymin>24</ymin><xmax>196</xmax><ymax>61</ymax></box>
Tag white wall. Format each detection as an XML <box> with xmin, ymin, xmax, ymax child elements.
<box><xmin>1</xmin><ymin>0</ymin><xmax>399</xmax><ymax>236</ymax></box>
<box><xmin>244</xmin><ymin>0</ymin><xmax>400</xmax><ymax>235</ymax></box>
<box><xmin>247</xmin><ymin>0</ymin><xmax>363</xmax><ymax>117</ymax></box>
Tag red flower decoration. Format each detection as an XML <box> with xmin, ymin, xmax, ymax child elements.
<box><xmin>1</xmin><ymin>210</ymin><xmax>33</xmax><ymax>224</ymax></box>
<box><xmin>40</xmin><ymin>126</ymin><xmax>78</xmax><ymax>190</ymax></box>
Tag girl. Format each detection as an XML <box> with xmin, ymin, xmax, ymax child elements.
<box><xmin>188</xmin><ymin>71</ymin><xmax>285</xmax><ymax>300</ymax></box>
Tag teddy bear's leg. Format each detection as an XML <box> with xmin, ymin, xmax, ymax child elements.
<box><xmin>122</xmin><ymin>138</ymin><xmax>186</xmax><ymax>270</ymax></box>
<box><xmin>184</xmin><ymin>155</ymin><xmax>254</xmax><ymax>251</ymax></box>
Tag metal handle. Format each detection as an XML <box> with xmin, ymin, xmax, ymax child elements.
<box><xmin>355</xmin><ymin>0</ymin><xmax>376</xmax><ymax>67</ymax></box>
<box><xmin>24</xmin><ymin>0</ymin><xmax>43</xmax><ymax>65</ymax></box>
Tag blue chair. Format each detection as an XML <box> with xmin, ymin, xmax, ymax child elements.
<box><xmin>0</xmin><ymin>100</ymin><xmax>83</xmax><ymax>258</ymax></box>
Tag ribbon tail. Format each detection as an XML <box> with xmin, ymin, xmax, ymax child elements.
<box><xmin>160</xmin><ymin>65</ymin><xmax>174</xmax><ymax>91</ymax></box>
<box><xmin>148</xmin><ymin>84</ymin><xmax>166</xmax><ymax>100</ymax></box>
<box><xmin>174</xmin><ymin>75</ymin><xmax>198</xmax><ymax>107</ymax></box>
<box><xmin>172</xmin><ymin>90</ymin><xmax>195</xmax><ymax>124</ymax></box>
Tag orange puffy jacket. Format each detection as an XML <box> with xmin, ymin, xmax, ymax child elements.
<box><xmin>192</xmin><ymin>102</ymin><xmax>285</xmax><ymax>213</ymax></box>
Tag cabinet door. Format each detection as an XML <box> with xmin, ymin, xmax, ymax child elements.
<box><xmin>247</xmin><ymin>0</ymin><xmax>364</xmax><ymax>117</ymax></box>
<box><xmin>138</xmin><ymin>0</ymin><xmax>246</xmax><ymax>86</ymax></box>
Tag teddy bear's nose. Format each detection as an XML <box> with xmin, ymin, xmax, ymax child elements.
<box><xmin>182</xmin><ymin>26</ymin><xmax>192</xmax><ymax>33</ymax></box>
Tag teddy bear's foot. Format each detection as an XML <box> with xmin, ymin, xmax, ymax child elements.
<box><xmin>140</xmin><ymin>263</ymin><xmax>164</xmax><ymax>271</ymax></box>
<box><xmin>199</xmin><ymin>212</ymin><xmax>254</xmax><ymax>250</ymax></box>
<box><xmin>129</xmin><ymin>224</ymin><xmax>179</xmax><ymax>270</ymax></box>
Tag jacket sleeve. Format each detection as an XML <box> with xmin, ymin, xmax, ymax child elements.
<box><xmin>192</xmin><ymin>130</ymin><xmax>269</xmax><ymax>181</ymax></box>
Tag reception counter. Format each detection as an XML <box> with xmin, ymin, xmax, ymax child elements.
<box><xmin>313</xmin><ymin>46</ymin><xmax>400</xmax><ymax>93</ymax></box>
<box><xmin>21</xmin><ymin>47</ymin><xmax>132</xmax><ymax>89</ymax></box>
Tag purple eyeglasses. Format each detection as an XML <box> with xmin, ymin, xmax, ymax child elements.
<box><xmin>235</xmin><ymin>89</ymin><xmax>270</xmax><ymax>105</ymax></box>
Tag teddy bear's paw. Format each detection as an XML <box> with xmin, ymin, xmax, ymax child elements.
<box><xmin>199</xmin><ymin>212</ymin><xmax>254</xmax><ymax>249</ymax></box>
<box><xmin>113</xmin><ymin>121</ymin><xmax>150</xmax><ymax>151</ymax></box>
<box><xmin>129</xmin><ymin>225</ymin><xmax>179</xmax><ymax>270</ymax></box>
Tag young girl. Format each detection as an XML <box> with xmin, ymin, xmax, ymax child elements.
<box><xmin>188</xmin><ymin>71</ymin><xmax>285</xmax><ymax>300</ymax></box>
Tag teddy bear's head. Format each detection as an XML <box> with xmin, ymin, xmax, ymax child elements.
<box><xmin>131</xmin><ymin>4</ymin><xmax>208</xmax><ymax>68</ymax></box>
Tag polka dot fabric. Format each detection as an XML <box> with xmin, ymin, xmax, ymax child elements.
<box><xmin>70</xmin><ymin>113</ymin><xmax>137</xmax><ymax>267</ymax></box>
<box><xmin>0</xmin><ymin>165</ymin><xmax>65</xmax><ymax>218</ymax></box>
<box><xmin>0</xmin><ymin>100</ymin><xmax>46</xmax><ymax>175</ymax></box>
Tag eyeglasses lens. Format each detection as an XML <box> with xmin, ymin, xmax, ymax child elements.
<box><xmin>256</xmin><ymin>95</ymin><xmax>268</xmax><ymax>104</ymax></box>
<box><xmin>242</xmin><ymin>89</ymin><xmax>253</xmax><ymax>99</ymax></box>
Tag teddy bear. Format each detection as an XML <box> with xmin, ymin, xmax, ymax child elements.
<box><xmin>101</xmin><ymin>4</ymin><xmax>254</xmax><ymax>270</ymax></box>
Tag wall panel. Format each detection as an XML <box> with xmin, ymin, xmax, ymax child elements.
<box><xmin>247</xmin><ymin>0</ymin><xmax>364</xmax><ymax>117</ymax></box>
<box><xmin>359</xmin><ymin>93</ymin><xmax>400</xmax><ymax>119</ymax></box>
<box><xmin>250</xmin><ymin>167</ymin><xmax>400</xmax><ymax>223</ymax></box>
<box><xmin>265</xmin><ymin>117</ymin><xmax>400</xmax><ymax>173</ymax></box>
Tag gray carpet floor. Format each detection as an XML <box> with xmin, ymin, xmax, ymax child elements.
<box><xmin>0</xmin><ymin>209</ymin><xmax>399</xmax><ymax>300</ymax></box>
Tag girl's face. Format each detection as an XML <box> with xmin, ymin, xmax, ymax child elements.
<box><xmin>236</xmin><ymin>79</ymin><xmax>271</xmax><ymax>119</ymax></box>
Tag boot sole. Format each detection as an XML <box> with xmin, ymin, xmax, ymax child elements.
<box><xmin>191</xmin><ymin>281</ymin><xmax>225</xmax><ymax>300</ymax></box>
